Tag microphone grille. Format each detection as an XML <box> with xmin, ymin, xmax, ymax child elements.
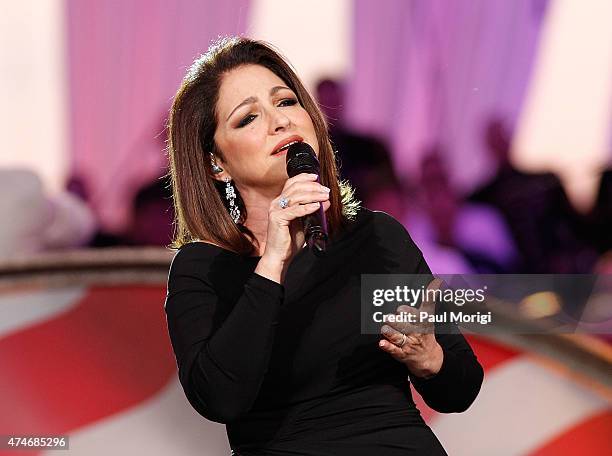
<box><xmin>286</xmin><ymin>142</ymin><xmax>320</xmax><ymax>177</ymax></box>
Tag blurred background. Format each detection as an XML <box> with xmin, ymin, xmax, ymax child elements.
<box><xmin>0</xmin><ymin>0</ymin><xmax>610</xmax><ymax>455</ymax></box>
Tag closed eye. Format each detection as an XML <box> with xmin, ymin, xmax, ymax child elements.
<box><xmin>278</xmin><ymin>98</ymin><xmax>298</xmax><ymax>107</ymax></box>
<box><xmin>237</xmin><ymin>114</ymin><xmax>256</xmax><ymax>128</ymax></box>
<box><xmin>236</xmin><ymin>99</ymin><xmax>298</xmax><ymax>128</ymax></box>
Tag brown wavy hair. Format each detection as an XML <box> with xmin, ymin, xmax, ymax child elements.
<box><xmin>167</xmin><ymin>36</ymin><xmax>359</xmax><ymax>255</ymax></box>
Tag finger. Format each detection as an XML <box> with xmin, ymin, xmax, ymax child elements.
<box><xmin>396</xmin><ymin>304</ymin><xmax>419</xmax><ymax>314</ymax></box>
<box><xmin>282</xmin><ymin>181</ymin><xmax>330</xmax><ymax>199</ymax></box>
<box><xmin>383</xmin><ymin>318</ymin><xmax>424</xmax><ymax>338</ymax></box>
<box><xmin>378</xmin><ymin>339</ymin><xmax>409</xmax><ymax>359</ymax></box>
<box><xmin>271</xmin><ymin>184</ymin><xmax>326</xmax><ymax>209</ymax></box>
<box><xmin>287</xmin><ymin>172</ymin><xmax>319</xmax><ymax>183</ymax></box>
<box><xmin>382</xmin><ymin>322</ymin><xmax>422</xmax><ymax>346</ymax></box>
<box><xmin>282</xmin><ymin>173</ymin><xmax>320</xmax><ymax>191</ymax></box>
<box><xmin>423</xmin><ymin>278</ymin><xmax>443</xmax><ymax>307</ymax></box>
<box><xmin>380</xmin><ymin>324</ymin><xmax>406</xmax><ymax>346</ymax></box>
<box><xmin>276</xmin><ymin>202</ymin><xmax>324</xmax><ymax>222</ymax></box>
<box><xmin>278</xmin><ymin>191</ymin><xmax>330</xmax><ymax>207</ymax></box>
<box><xmin>405</xmin><ymin>334</ymin><xmax>423</xmax><ymax>346</ymax></box>
<box><xmin>390</xmin><ymin>305</ymin><xmax>420</xmax><ymax>331</ymax></box>
<box><xmin>418</xmin><ymin>278</ymin><xmax>442</xmax><ymax>327</ymax></box>
<box><xmin>385</xmin><ymin>321</ymin><xmax>421</xmax><ymax>335</ymax></box>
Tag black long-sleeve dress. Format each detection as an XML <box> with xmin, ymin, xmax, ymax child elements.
<box><xmin>165</xmin><ymin>208</ymin><xmax>484</xmax><ymax>455</ymax></box>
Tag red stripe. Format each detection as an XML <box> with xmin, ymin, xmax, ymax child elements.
<box><xmin>526</xmin><ymin>409</ymin><xmax>612</xmax><ymax>455</ymax></box>
<box><xmin>0</xmin><ymin>286</ymin><xmax>175</xmax><ymax>440</ymax></box>
<box><xmin>464</xmin><ymin>334</ymin><xmax>523</xmax><ymax>370</ymax></box>
<box><xmin>415</xmin><ymin>335</ymin><xmax>522</xmax><ymax>422</ymax></box>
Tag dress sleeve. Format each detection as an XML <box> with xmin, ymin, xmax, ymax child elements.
<box><xmin>164</xmin><ymin>245</ymin><xmax>285</xmax><ymax>423</ymax></box>
<box><xmin>407</xmin><ymin>255</ymin><xmax>485</xmax><ymax>413</ymax></box>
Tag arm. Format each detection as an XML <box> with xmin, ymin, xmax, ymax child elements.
<box><xmin>409</xmin><ymin>325</ymin><xmax>484</xmax><ymax>413</ymax></box>
<box><xmin>164</xmin><ymin>245</ymin><xmax>284</xmax><ymax>423</ymax></box>
<box><xmin>408</xmin><ymin>256</ymin><xmax>484</xmax><ymax>413</ymax></box>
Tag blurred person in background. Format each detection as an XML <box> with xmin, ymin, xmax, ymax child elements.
<box><xmin>66</xmin><ymin>174</ymin><xmax>126</xmax><ymax>247</ymax></box>
<box><xmin>469</xmin><ymin>118</ymin><xmax>595</xmax><ymax>273</ymax></box>
<box><xmin>407</xmin><ymin>146</ymin><xmax>518</xmax><ymax>273</ymax></box>
<box><xmin>65</xmin><ymin>174</ymin><xmax>119</xmax><ymax>247</ymax></box>
<box><xmin>69</xmin><ymin>111</ymin><xmax>173</xmax><ymax>248</ymax></box>
<box><xmin>123</xmin><ymin>174</ymin><xmax>174</xmax><ymax>246</ymax></box>
<box><xmin>314</xmin><ymin>80</ymin><xmax>513</xmax><ymax>273</ymax></box>
<box><xmin>121</xmin><ymin>113</ymin><xmax>176</xmax><ymax>247</ymax></box>
<box><xmin>0</xmin><ymin>168</ymin><xmax>96</xmax><ymax>259</ymax></box>
<box><xmin>315</xmin><ymin>78</ymin><xmax>400</xmax><ymax>206</ymax></box>
<box><xmin>577</xmin><ymin>165</ymin><xmax>612</xmax><ymax>258</ymax></box>
<box><xmin>364</xmin><ymin>164</ymin><xmax>475</xmax><ymax>274</ymax></box>
<box><xmin>164</xmin><ymin>36</ymin><xmax>483</xmax><ymax>456</ymax></box>
<box><xmin>74</xmin><ymin>173</ymin><xmax>175</xmax><ymax>248</ymax></box>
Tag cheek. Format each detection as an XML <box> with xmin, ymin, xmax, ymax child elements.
<box><xmin>299</xmin><ymin>110</ymin><xmax>316</xmax><ymax>130</ymax></box>
<box><xmin>222</xmin><ymin>128</ymin><xmax>266</xmax><ymax>162</ymax></box>
<box><xmin>298</xmin><ymin>111</ymin><xmax>319</xmax><ymax>149</ymax></box>
<box><xmin>237</xmin><ymin>127</ymin><xmax>266</xmax><ymax>150</ymax></box>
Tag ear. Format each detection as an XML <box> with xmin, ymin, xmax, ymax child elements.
<box><xmin>210</xmin><ymin>153</ymin><xmax>231</xmax><ymax>182</ymax></box>
<box><xmin>212</xmin><ymin>171</ymin><xmax>230</xmax><ymax>183</ymax></box>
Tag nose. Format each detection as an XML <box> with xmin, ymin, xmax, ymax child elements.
<box><xmin>270</xmin><ymin>108</ymin><xmax>291</xmax><ymax>133</ymax></box>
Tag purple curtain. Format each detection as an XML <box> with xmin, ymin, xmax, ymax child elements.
<box><xmin>348</xmin><ymin>0</ymin><xmax>548</xmax><ymax>191</ymax></box>
<box><xmin>66</xmin><ymin>0</ymin><xmax>251</xmax><ymax>232</ymax></box>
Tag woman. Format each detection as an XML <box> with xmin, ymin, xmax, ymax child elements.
<box><xmin>165</xmin><ymin>36</ymin><xmax>484</xmax><ymax>455</ymax></box>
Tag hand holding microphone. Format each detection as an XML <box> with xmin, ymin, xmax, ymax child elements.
<box><xmin>256</xmin><ymin>142</ymin><xmax>330</xmax><ymax>284</ymax></box>
<box><xmin>285</xmin><ymin>142</ymin><xmax>329</xmax><ymax>256</ymax></box>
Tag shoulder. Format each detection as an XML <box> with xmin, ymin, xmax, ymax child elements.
<box><xmin>168</xmin><ymin>242</ymin><xmax>224</xmax><ymax>277</ymax></box>
<box><xmin>368</xmin><ymin>208</ymin><xmax>404</xmax><ymax>229</ymax></box>
<box><xmin>346</xmin><ymin>206</ymin><xmax>401</xmax><ymax>228</ymax></box>
<box><xmin>168</xmin><ymin>241</ymin><xmax>256</xmax><ymax>284</ymax></box>
<box><xmin>172</xmin><ymin>241</ymin><xmax>222</xmax><ymax>260</ymax></box>
<box><xmin>353</xmin><ymin>208</ymin><xmax>429</xmax><ymax>274</ymax></box>
<box><xmin>352</xmin><ymin>207</ymin><xmax>423</xmax><ymax>255</ymax></box>
<box><xmin>369</xmin><ymin>209</ymin><xmax>416</xmax><ymax>243</ymax></box>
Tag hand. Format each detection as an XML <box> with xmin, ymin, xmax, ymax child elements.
<box><xmin>257</xmin><ymin>173</ymin><xmax>331</xmax><ymax>282</ymax></box>
<box><xmin>378</xmin><ymin>278</ymin><xmax>444</xmax><ymax>379</ymax></box>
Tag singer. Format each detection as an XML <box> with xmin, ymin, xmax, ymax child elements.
<box><xmin>165</xmin><ymin>36</ymin><xmax>484</xmax><ymax>456</ymax></box>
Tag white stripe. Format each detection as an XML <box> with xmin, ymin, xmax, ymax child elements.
<box><xmin>430</xmin><ymin>356</ymin><xmax>608</xmax><ymax>456</ymax></box>
<box><xmin>0</xmin><ymin>287</ymin><xmax>86</xmax><ymax>339</ymax></box>
<box><xmin>44</xmin><ymin>378</ymin><xmax>230</xmax><ymax>456</ymax></box>
<box><xmin>34</xmin><ymin>354</ymin><xmax>609</xmax><ymax>455</ymax></box>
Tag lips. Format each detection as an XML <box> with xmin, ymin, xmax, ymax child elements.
<box><xmin>272</xmin><ymin>135</ymin><xmax>303</xmax><ymax>155</ymax></box>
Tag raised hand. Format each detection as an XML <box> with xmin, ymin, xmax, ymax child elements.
<box><xmin>255</xmin><ymin>173</ymin><xmax>331</xmax><ymax>283</ymax></box>
<box><xmin>378</xmin><ymin>278</ymin><xmax>445</xmax><ymax>379</ymax></box>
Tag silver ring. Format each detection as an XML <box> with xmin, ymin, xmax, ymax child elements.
<box><xmin>398</xmin><ymin>333</ymin><xmax>407</xmax><ymax>348</ymax></box>
<box><xmin>279</xmin><ymin>197</ymin><xmax>289</xmax><ymax>209</ymax></box>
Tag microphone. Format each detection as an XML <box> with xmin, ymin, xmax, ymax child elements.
<box><xmin>286</xmin><ymin>142</ymin><xmax>328</xmax><ymax>256</ymax></box>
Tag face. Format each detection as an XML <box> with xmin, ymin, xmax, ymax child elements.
<box><xmin>213</xmin><ymin>64</ymin><xmax>319</xmax><ymax>192</ymax></box>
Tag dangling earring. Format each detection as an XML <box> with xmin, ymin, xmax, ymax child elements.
<box><xmin>210</xmin><ymin>153</ymin><xmax>223</xmax><ymax>174</ymax></box>
<box><xmin>224</xmin><ymin>177</ymin><xmax>241</xmax><ymax>223</ymax></box>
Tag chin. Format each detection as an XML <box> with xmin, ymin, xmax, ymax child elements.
<box><xmin>269</xmin><ymin>163</ymin><xmax>289</xmax><ymax>182</ymax></box>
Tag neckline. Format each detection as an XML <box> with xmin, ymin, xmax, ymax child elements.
<box><xmin>192</xmin><ymin>241</ymin><xmax>262</xmax><ymax>259</ymax></box>
<box><xmin>192</xmin><ymin>238</ymin><xmax>316</xmax><ymax>260</ymax></box>
<box><xmin>190</xmin><ymin>207</ymin><xmax>373</xmax><ymax>260</ymax></box>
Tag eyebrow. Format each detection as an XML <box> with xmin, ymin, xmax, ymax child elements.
<box><xmin>226</xmin><ymin>86</ymin><xmax>292</xmax><ymax>121</ymax></box>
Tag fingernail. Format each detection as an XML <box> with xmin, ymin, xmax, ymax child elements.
<box><xmin>379</xmin><ymin>340</ymin><xmax>385</xmax><ymax>347</ymax></box>
<box><xmin>321</xmin><ymin>186</ymin><xmax>330</xmax><ymax>192</ymax></box>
